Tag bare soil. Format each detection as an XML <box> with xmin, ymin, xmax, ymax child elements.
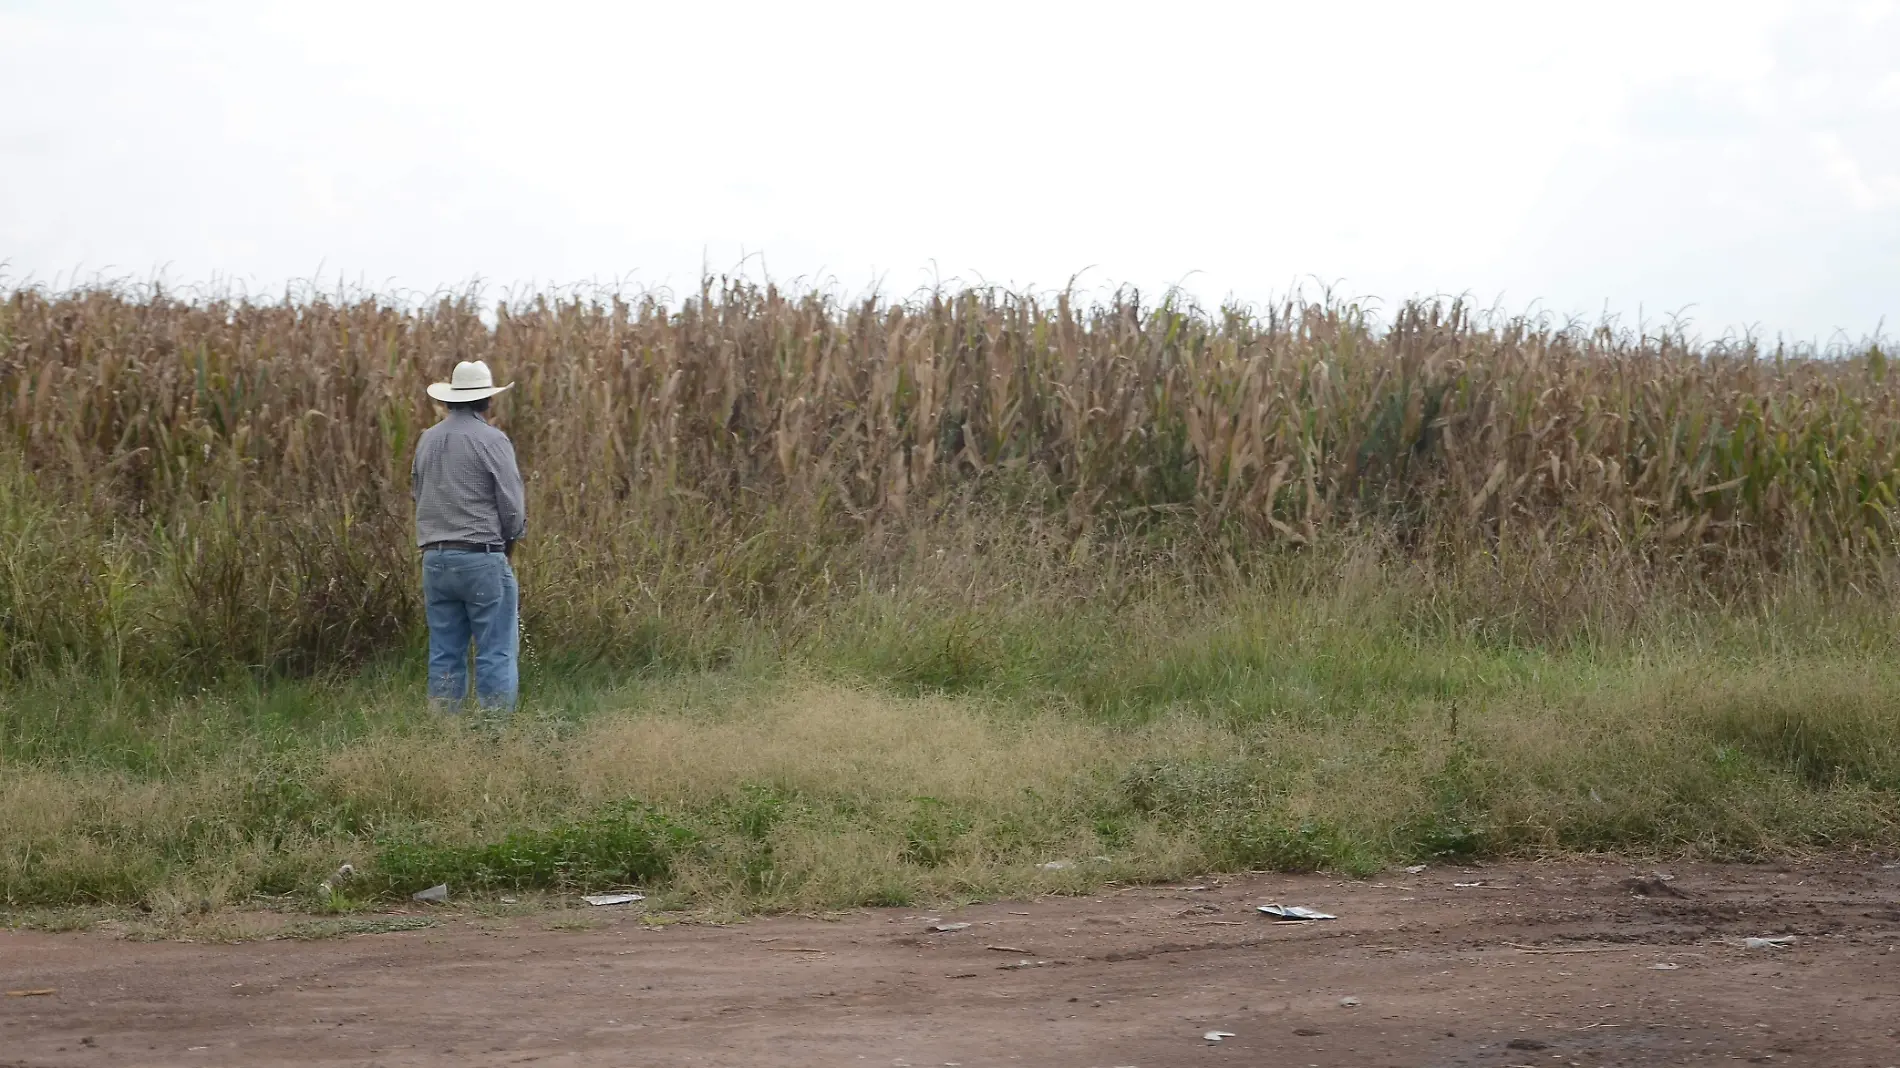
<box><xmin>5</xmin><ymin>858</ymin><xmax>1899</xmax><ymax>1067</ymax></box>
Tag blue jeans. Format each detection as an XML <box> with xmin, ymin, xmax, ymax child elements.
<box><xmin>422</xmin><ymin>549</ymin><xmax>519</xmax><ymax>713</ymax></box>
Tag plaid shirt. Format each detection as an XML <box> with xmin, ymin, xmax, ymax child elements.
<box><xmin>411</xmin><ymin>410</ymin><xmax>526</xmax><ymax>547</ymax></box>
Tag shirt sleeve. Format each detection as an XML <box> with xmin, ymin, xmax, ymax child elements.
<box><xmin>411</xmin><ymin>442</ymin><xmax>422</xmax><ymax>504</ymax></box>
<box><xmin>487</xmin><ymin>435</ymin><xmax>527</xmax><ymax>542</ymax></box>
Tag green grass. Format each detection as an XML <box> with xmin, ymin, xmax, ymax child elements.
<box><xmin>5</xmin><ymin>558</ymin><xmax>1898</xmax><ymax>918</ymax></box>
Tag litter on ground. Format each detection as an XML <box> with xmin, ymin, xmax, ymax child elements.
<box><xmin>1621</xmin><ymin>875</ymin><xmax>1690</xmax><ymax>898</ymax></box>
<box><xmin>1743</xmin><ymin>936</ymin><xmax>1796</xmax><ymax>949</ymax></box>
<box><xmin>411</xmin><ymin>884</ymin><xmax>449</xmax><ymax>903</ymax></box>
<box><xmin>1203</xmin><ymin>1030</ymin><xmax>1236</xmax><ymax>1042</ymax></box>
<box><xmin>1258</xmin><ymin>904</ymin><xmax>1336</xmax><ymax>921</ymax></box>
<box><xmin>317</xmin><ymin>863</ymin><xmax>355</xmax><ymax>896</ymax></box>
<box><xmin>929</xmin><ymin>922</ymin><xmax>972</xmax><ymax>932</ymax></box>
<box><xmin>581</xmin><ymin>893</ymin><xmax>644</xmax><ymax>907</ymax></box>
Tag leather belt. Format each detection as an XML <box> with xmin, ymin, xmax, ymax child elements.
<box><xmin>422</xmin><ymin>541</ymin><xmax>505</xmax><ymax>554</ymax></box>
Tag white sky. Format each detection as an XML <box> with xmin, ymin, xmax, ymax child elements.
<box><xmin>1</xmin><ymin>0</ymin><xmax>1896</xmax><ymax>344</ymax></box>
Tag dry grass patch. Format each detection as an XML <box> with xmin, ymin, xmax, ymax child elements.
<box><xmin>6</xmin><ymin>653</ymin><xmax>1899</xmax><ymax>915</ymax></box>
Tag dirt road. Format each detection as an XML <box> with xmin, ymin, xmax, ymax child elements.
<box><xmin>4</xmin><ymin>859</ymin><xmax>1898</xmax><ymax>1067</ymax></box>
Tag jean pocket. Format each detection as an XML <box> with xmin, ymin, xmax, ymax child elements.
<box><xmin>466</xmin><ymin>556</ymin><xmax>505</xmax><ymax>605</ymax></box>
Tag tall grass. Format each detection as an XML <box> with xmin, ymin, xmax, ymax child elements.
<box><xmin>4</xmin><ymin>278</ymin><xmax>1899</xmax><ymax>913</ymax></box>
<box><xmin>1</xmin><ymin>279</ymin><xmax>1894</xmax><ymax>679</ymax></box>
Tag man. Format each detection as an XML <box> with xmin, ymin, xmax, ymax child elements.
<box><xmin>411</xmin><ymin>359</ymin><xmax>526</xmax><ymax>713</ymax></box>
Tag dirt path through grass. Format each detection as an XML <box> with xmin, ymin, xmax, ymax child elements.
<box><xmin>5</xmin><ymin>858</ymin><xmax>1898</xmax><ymax>1068</ymax></box>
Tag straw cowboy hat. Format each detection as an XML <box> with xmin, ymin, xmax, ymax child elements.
<box><xmin>427</xmin><ymin>360</ymin><xmax>514</xmax><ymax>403</ymax></box>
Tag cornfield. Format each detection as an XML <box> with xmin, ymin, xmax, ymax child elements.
<box><xmin>1</xmin><ymin>279</ymin><xmax>1894</xmax><ymax>679</ymax></box>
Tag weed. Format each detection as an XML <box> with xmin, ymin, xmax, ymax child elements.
<box><xmin>901</xmin><ymin>797</ymin><xmax>973</xmax><ymax>868</ymax></box>
<box><xmin>372</xmin><ymin>801</ymin><xmax>694</xmax><ymax>894</ymax></box>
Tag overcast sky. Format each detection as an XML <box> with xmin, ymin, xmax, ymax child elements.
<box><xmin>2</xmin><ymin>0</ymin><xmax>1895</xmax><ymax>344</ymax></box>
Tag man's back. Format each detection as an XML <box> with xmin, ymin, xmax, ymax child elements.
<box><xmin>414</xmin><ymin>363</ymin><xmax>524</xmax><ymax>714</ymax></box>
<box><xmin>412</xmin><ymin>409</ymin><xmax>526</xmax><ymax>548</ymax></box>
